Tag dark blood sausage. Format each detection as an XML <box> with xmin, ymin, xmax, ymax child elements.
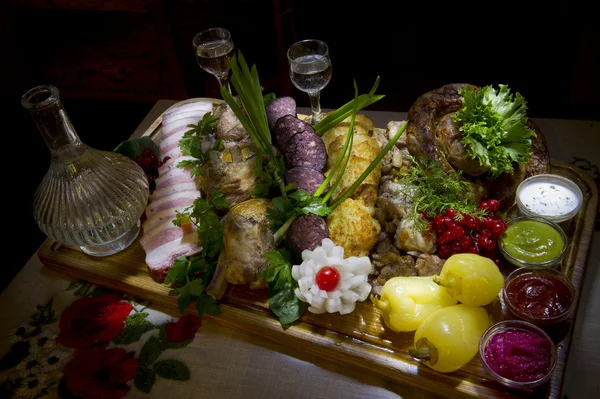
<box><xmin>285</xmin><ymin>166</ymin><xmax>328</xmax><ymax>195</ymax></box>
<box><xmin>287</xmin><ymin>213</ymin><xmax>329</xmax><ymax>258</ymax></box>
<box><xmin>274</xmin><ymin>115</ymin><xmax>315</xmax><ymax>150</ymax></box>
<box><xmin>283</xmin><ymin>130</ymin><xmax>327</xmax><ymax>171</ymax></box>
<box><xmin>266</xmin><ymin>96</ymin><xmax>297</xmax><ymax>131</ymax></box>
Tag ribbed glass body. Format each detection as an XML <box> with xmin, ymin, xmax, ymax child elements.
<box><xmin>24</xmin><ymin>85</ymin><xmax>149</xmax><ymax>256</ymax></box>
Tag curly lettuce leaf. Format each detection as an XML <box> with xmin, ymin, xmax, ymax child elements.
<box><xmin>452</xmin><ymin>84</ymin><xmax>536</xmax><ymax>178</ymax></box>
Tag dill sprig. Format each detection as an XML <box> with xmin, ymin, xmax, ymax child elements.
<box><xmin>396</xmin><ymin>158</ymin><xmax>485</xmax><ymax>231</ymax></box>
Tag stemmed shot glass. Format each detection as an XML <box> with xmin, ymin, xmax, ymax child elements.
<box><xmin>287</xmin><ymin>39</ymin><xmax>332</xmax><ymax>124</ymax></box>
<box><xmin>193</xmin><ymin>27</ymin><xmax>235</xmax><ymax>95</ymax></box>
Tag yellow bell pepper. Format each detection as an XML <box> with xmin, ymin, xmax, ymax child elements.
<box><xmin>434</xmin><ymin>253</ymin><xmax>504</xmax><ymax>307</ymax></box>
<box><xmin>372</xmin><ymin>276</ymin><xmax>457</xmax><ymax>332</ymax></box>
<box><xmin>409</xmin><ymin>304</ymin><xmax>490</xmax><ymax>373</ymax></box>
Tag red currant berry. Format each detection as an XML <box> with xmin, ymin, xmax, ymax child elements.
<box><xmin>460</xmin><ymin>237</ymin><xmax>473</xmax><ymax>250</ymax></box>
<box><xmin>453</xmin><ymin>226</ymin><xmax>466</xmax><ymax>239</ymax></box>
<box><xmin>484</xmin><ymin>217</ymin><xmax>497</xmax><ymax>230</ymax></box>
<box><xmin>492</xmin><ymin>221</ymin><xmax>507</xmax><ymax>237</ymax></box>
<box><xmin>445</xmin><ymin>208</ymin><xmax>458</xmax><ymax>219</ymax></box>
<box><xmin>437</xmin><ymin>245</ymin><xmax>452</xmax><ymax>259</ymax></box>
<box><xmin>488</xmin><ymin>199</ymin><xmax>501</xmax><ymax>212</ymax></box>
<box><xmin>433</xmin><ymin>215</ymin><xmax>446</xmax><ymax>234</ymax></box>
<box><xmin>467</xmin><ymin>246</ymin><xmax>479</xmax><ymax>254</ymax></box>
<box><xmin>437</xmin><ymin>230</ymin><xmax>456</xmax><ymax>246</ymax></box>
<box><xmin>478</xmin><ymin>201</ymin><xmax>490</xmax><ymax>212</ymax></box>
<box><xmin>451</xmin><ymin>240</ymin><xmax>462</xmax><ymax>254</ymax></box>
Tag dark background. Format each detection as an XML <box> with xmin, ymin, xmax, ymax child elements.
<box><xmin>2</xmin><ymin>0</ymin><xmax>599</xmax><ymax>293</ymax></box>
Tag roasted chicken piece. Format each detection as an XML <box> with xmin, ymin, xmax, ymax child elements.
<box><xmin>206</xmin><ymin>198</ymin><xmax>275</xmax><ymax>299</ymax></box>
<box><xmin>204</xmin><ymin>144</ymin><xmax>258</xmax><ymax>207</ymax></box>
<box><xmin>395</xmin><ymin>216</ymin><xmax>436</xmax><ymax>254</ymax></box>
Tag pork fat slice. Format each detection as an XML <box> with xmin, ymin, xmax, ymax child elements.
<box><xmin>140</xmin><ymin>99</ymin><xmax>214</xmax><ymax>282</ymax></box>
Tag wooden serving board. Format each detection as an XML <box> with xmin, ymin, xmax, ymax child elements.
<box><xmin>38</xmin><ymin>100</ymin><xmax>599</xmax><ymax>399</ymax></box>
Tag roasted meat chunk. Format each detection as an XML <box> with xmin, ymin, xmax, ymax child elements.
<box><xmin>406</xmin><ymin>83</ymin><xmax>551</xmax><ymax>209</ymax></box>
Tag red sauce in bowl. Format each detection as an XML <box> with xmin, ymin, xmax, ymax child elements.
<box><xmin>484</xmin><ymin>329</ymin><xmax>553</xmax><ymax>382</ymax></box>
<box><xmin>505</xmin><ymin>269</ymin><xmax>574</xmax><ymax>322</ymax></box>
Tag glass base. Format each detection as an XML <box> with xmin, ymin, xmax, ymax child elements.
<box><xmin>80</xmin><ymin>220</ymin><xmax>141</xmax><ymax>257</ymax></box>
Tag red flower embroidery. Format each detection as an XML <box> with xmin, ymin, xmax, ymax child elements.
<box><xmin>164</xmin><ymin>314</ymin><xmax>202</xmax><ymax>343</ymax></box>
<box><xmin>57</xmin><ymin>293</ymin><xmax>132</xmax><ymax>349</ymax></box>
<box><xmin>63</xmin><ymin>347</ymin><xmax>138</xmax><ymax>399</ymax></box>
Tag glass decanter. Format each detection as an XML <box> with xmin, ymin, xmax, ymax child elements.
<box><xmin>23</xmin><ymin>85</ymin><xmax>149</xmax><ymax>256</ymax></box>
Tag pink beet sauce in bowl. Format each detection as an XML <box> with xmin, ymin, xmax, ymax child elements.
<box><xmin>479</xmin><ymin>320</ymin><xmax>557</xmax><ymax>389</ymax></box>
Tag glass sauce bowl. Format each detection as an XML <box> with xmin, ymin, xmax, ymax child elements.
<box><xmin>479</xmin><ymin>320</ymin><xmax>557</xmax><ymax>389</ymax></box>
<box><xmin>503</xmin><ymin>266</ymin><xmax>575</xmax><ymax>325</ymax></box>
<box><xmin>516</xmin><ymin>174</ymin><xmax>583</xmax><ymax>223</ymax></box>
<box><xmin>498</xmin><ymin>216</ymin><xmax>567</xmax><ymax>268</ymax></box>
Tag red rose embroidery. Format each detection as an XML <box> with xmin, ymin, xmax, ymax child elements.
<box><xmin>63</xmin><ymin>346</ymin><xmax>139</xmax><ymax>399</ymax></box>
<box><xmin>57</xmin><ymin>293</ymin><xmax>133</xmax><ymax>349</ymax></box>
<box><xmin>164</xmin><ymin>314</ymin><xmax>202</xmax><ymax>343</ymax></box>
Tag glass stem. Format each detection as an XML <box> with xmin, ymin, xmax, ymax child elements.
<box><xmin>217</xmin><ymin>74</ymin><xmax>232</xmax><ymax>96</ymax></box>
<box><xmin>309</xmin><ymin>91</ymin><xmax>322</xmax><ymax>123</ymax></box>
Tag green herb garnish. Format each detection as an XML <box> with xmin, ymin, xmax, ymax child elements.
<box><xmin>269</xmin><ymin>189</ymin><xmax>332</xmax><ymax>244</ymax></box>
<box><xmin>167</xmin><ymin>193</ymin><xmax>229</xmax><ymax>317</ymax></box>
<box><xmin>313</xmin><ymin>76</ymin><xmax>384</xmax><ymax>136</ymax></box>
<box><xmin>165</xmin><ymin>256</ymin><xmax>220</xmax><ymax>317</ymax></box>
<box><xmin>258</xmin><ymin>249</ymin><xmax>304</xmax><ymax>327</ymax></box>
<box><xmin>114</xmin><ymin>136</ymin><xmax>159</xmax><ymax>159</ymax></box>
<box><xmin>397</xmin><ymin>158</ymin><xmax>483</xmax><ymax>231</ymax></box>
<box><xmin>220</xmin><ymin>52</ymin><xmax>286</xmax><ymax>194</ymax></box>
<box><xmin>452</xmin><ymin>84</ymin><xmax>536</xmax><ymax>178</ymax></box>
<box><xmin>177</xmin><ymin>112</ymin><xmax>223</xmax><ymax>176</ymax></box>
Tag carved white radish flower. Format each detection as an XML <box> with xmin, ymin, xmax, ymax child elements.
<box><xmin>292</xmin><ymin>238</ymin><xmax>372</xmax><ymax>315</ymax></box>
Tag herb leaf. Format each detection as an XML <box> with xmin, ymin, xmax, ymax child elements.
<box><xmin>258</xmin><ymin>249</ymin><xmax>303</xmax><ymax>326</ymax></box>
<box><xmin>267</xmin><ymin>189</ymin><xmax>332</xmax><ymax>235</ymax></box>
<box><xmin>396</xmin><ymin>158</ymin><xmax>483</xmax><ymax>231</ymax></box>
<box><xmin>166</xmin><ymin>192</ymin><xmax>229</xmax><ymax>317</ymax></box>
<box><xmin>114</xmin><ymin>136</ymin><xmax>159</xmax><ymax>159</ymax></box>
<box><xmin>452</xmin><ymin>84</ymin><xmax>536</xmax><ymax>178</ymax></box>
<box><xmin>221</xmin><ymin>52</ymin><xmax>286</xmax><ymax>195</ymax></box>
<box><xmin>178</xmin><ymin>112</ymin><xmax>222</xmax><ymax>176</ymax></box>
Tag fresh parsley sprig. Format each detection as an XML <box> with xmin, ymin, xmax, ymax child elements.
<box><xmin>268</xmin><ymin>189</ymin><xmax>332</xmax><ymax>244</ymax></box>
<box><xmin>177</xmin><ymin>112</ymin><xmax>223</xmax><ymax>177</ymax></box>
<box><xmin>165</xmin><ymin>256</ymin><xmax>220</xmax><ymax>317</ymax></box>
<box><xmin>167</xmin><ymin>192</ymin><xmax>229</xmax><ymax>317</ymax></box>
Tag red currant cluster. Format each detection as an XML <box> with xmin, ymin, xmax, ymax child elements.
<box><xmin>134</xmin><ymin>148</ymin><xmax>170</xmax><ymax>191</ymax></box>
<box><xmin>429</xmin><ymin>199</ymin><xmax>507</xmax><ymax>265</ymax></box>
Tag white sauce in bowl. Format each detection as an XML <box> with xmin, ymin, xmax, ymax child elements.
<box><xmin>519</xmin><ymin>181</ymin><xmax>579</xmax><ymax>217</ymax></box>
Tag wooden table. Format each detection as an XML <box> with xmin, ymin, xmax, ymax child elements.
<box><xmin>2</xmin><ymin>100</ymin><xmax>598</xmax><ymax>398</ymax></box>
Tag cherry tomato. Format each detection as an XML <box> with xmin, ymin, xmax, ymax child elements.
<box><xmin>315</xmin><ymin>266</ymin><xmax>341</xmax><ymax>292</ymax></box>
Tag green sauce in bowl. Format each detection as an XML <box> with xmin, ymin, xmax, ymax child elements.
<box><xmin>499</xmin><ymin>217</ymin><xmax>566</xmax><ymax>267</ymax></box>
